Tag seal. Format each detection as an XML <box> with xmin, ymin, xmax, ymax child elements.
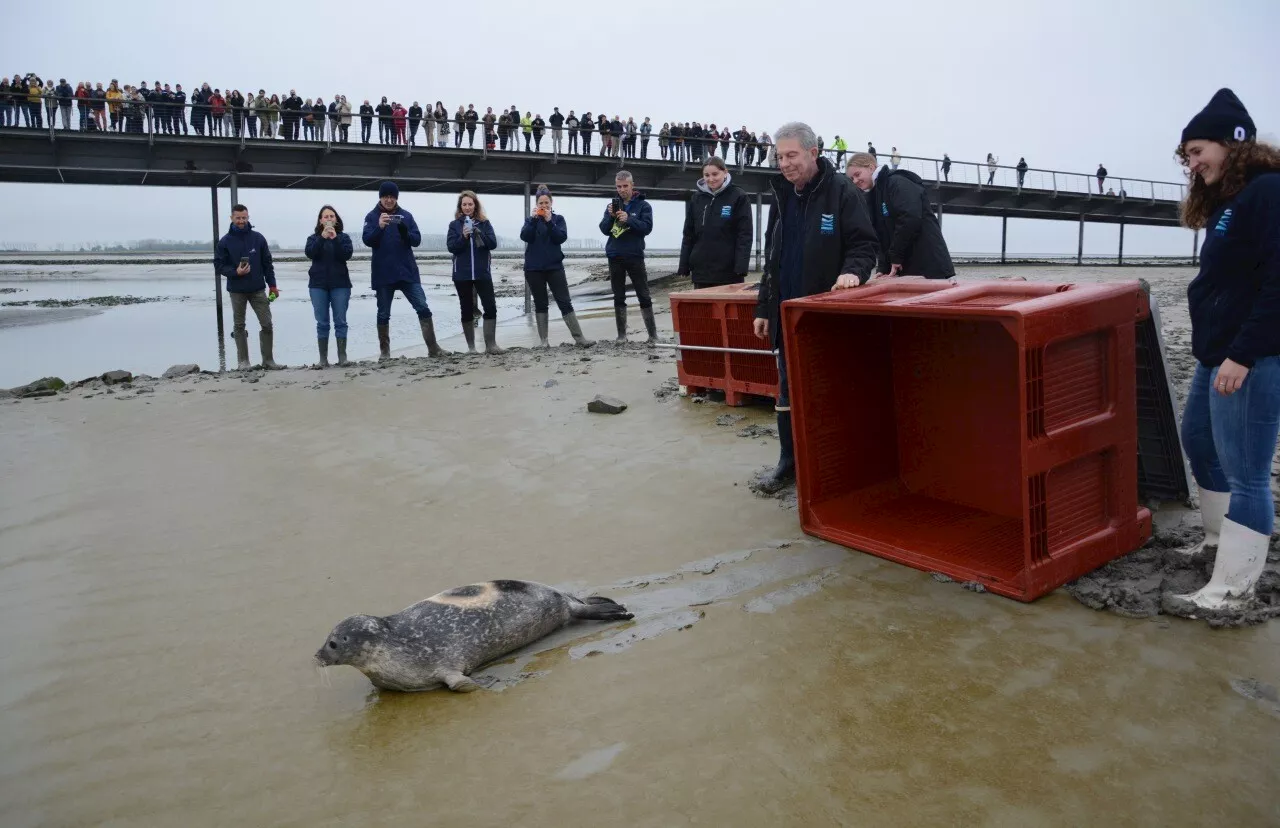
<box><xmin>314</xmin><ymin>580</ymin><xmax>633</xmax><ymax>692</ymax></box>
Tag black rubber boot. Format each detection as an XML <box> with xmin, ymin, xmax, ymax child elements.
<box><xmin>614</xmin><ymin>307</ymin><xmax>628</xmax><ymax>342</ymax></box>
<box><xmin>317</xmin><ymin>337</ymin><xmax>329</xmax><ymax>368</ymax></box>
<box><xmin>260</xmin><ymin>329</ymin><xmax>282</xmax><ymax>369</ymax></box>
<box><xmin>640</xmin><ymin>306</ymin><xmax>659</xmax><ymax>344</ymax></box>
<box><xmin>757</xmin><ymin>411</ymin><xmax>796</xmax><ymax>494</ymax></box>
<box><xmin>233</xmin><ymin>329</ymin><xmax>250</xmax><ymax>370</ymax></box>
<box><xmin>336</xmin><ymin>337</ymin><xmax>348</xmax><ymax>366</ymax></box>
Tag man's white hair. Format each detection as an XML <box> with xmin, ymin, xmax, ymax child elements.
<box><xmin>773</xmin><ymin>122</ymin><xmax>819</xmax><ymax>151</ymax></box>
<box><xmin>615</xmin><ymin>170</ymin><xmax>634</xmax><ymax>182</ymax></box>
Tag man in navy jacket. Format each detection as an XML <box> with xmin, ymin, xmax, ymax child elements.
<box><xmin>362</xmin><ymin>180</ymin><xmax>446</xmax><ymax>360</ymax></box>
<box><xmin>599</xmin><ymin>170</ymin><xmax>657</xmax><ymax>343</ymax></box>
<box><xmin>214</xmin><ymin>204</ymin><xmax>281</xmax><ymax>370</ymax></box>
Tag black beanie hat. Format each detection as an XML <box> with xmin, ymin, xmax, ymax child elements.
<box><xmin>1181</xmin><ymin>88</ymin><xmax>1256</xmax><ymax>145</ymax></box>
<box><xmin>378</xmin><ymin>180</ymin><xmax>399</xmax><ymax>199</ymax></box>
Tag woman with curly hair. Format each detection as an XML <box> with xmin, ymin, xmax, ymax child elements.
<box><xmin>1164</xmin><ymin>88</ymin><xmax>1280</xmax><ymax>616</ymax></box>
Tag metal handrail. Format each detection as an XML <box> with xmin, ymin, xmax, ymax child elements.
<box><xmin>0</xmin><ymin>96</ymin><xmax>1186</xmax><ymax>202</ymax></box>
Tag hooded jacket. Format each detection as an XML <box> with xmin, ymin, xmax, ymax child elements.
<box><xmin>868</xmin><ymin>166</ymin><xmax>955</xmax><ymax>279</ymax></box>
<box><xmin>1188</xmin><ymin>170</ymin><xmax>1280</xmax><ymax>368</ymax></box>
<box><xmin>362</xmin><ymin>204</ymin><xmax>422</xmax><ymax>288</ymax></box>
<box><xmin>598</xmin><ymin>193</ymin><xmax>653</xmax><ymax>259</ymax></box>
<box><xmin>214</xmin><ymin>222</ymin><xmax>277</xmax><ymax>293</ymax></box>
<box><xmin>520</xmin><ymin>212</ymin><xmax>569</xmax><ymax>271</ymax></box>
<box><xmin>304</xmin><ymin>231</ymin><xmax>354</xmax><ymax>290</ymax></box>
<box><xmin>754</xmin><ymin>156</ymin><xmax>879</xmax><ymax>338</ymax></box>
<box><xmin>679</xmin><ymin>174</ymin><xmax>753</xmax><ymax>285</ymax></box>
<box><xmin>446</xmin><ymin>217</ymin><xmax>498</xmax><ymax>282</ymax></box>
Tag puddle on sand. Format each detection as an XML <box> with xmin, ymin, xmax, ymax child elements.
<box><xmin>554</xmin><ymin>743</ymin><xmax>628</xmax><ymax>781</ymax></box>
<box><xmin>473</xmin><ymin>540</ymin><xmax>847</xmax><ymax>690</ymax></box>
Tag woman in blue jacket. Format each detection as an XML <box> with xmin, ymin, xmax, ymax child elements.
<box><xmin>1165</xmin><ymin>88</ymin><xmax>1280</xmax><ymax>616</ymax></box>
<box><xmin>446</xmin><ymin>190</ymin><xmax>503</xmax><ymax>354</ymax></box>
<box><xmin>304</xmin><ymin>205</ymin><xmax>354</xmax><ymax>367</ymax></box>
<box><xmin>520</xmin><ymin>185</ymin><xmax>592</xmax><ymax>348</ymax></box>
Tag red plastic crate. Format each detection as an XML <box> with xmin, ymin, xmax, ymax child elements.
<box><xmin>670</xmin><ymin>283</ymin><xmax>778</xmax><ymax>405</ymax></box>
<box><xmin>780</xmin><ymin>278</ymin><xmax>1153</xmax><ymax>601</ymax></box>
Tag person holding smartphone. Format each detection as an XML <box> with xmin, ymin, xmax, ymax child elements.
<box><xmin>599</xmin><ymin>170</ymin><xmax>658</xmax><ymax>343</ymax></box>
<box><xmin>446</xmin><ymin>190</ymin><xmax>503</xmax><ymax>354</ymax></box>
<box><xmin>362</xmin><ymin>181</ymin><xmax>446</xmax><ymax>361</ymax></box>
<box><xmin>214</xmin><ymin>204</ymin><xmax>281</xmax><ymax>370</ymax></box>
<box><xmin>521</xmin><ymin>185</ymin><xmax>593</xmax><ymax>348</ymax></box>
<box><xmin>305</xmin><ymin>205</ymin><xmax>355</xmax><ymax>367</ymax></box>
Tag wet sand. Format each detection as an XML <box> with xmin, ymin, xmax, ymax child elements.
<box><xmin>1</xmin><ymin>269</ymin><xmax>1278</xmax><ymax>826</ymax></box>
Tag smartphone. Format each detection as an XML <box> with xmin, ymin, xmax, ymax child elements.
<box><xmin>239</xmin><ymin>256</ymin><xmax>250</xmax><ymax>266</ymax></box>
<box><xmin>611</xmin><ymin>197</ymin><xmax>624</xmax><ymax>215</ymax></box>
<box><xmin>387</xmin><ymin>214</ymin><xmax>402</xmax><ymax>223</ymax></box>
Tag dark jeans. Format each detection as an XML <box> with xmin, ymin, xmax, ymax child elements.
<box><xmin>582</xmin><ymin>134</ymin><xmax>592</xmax><ymax>154</ymax></box>
<box><xmin>607</xmin><ymin>257</ymin><xmax>652</xmax><ymax>310</ymax></box>
<box><xmin>1181</xmin><ymin>356</ymin><xmax>1280</xmax><ymax>536</ymax></box>
<box><xmin>361</xmin><ymin>120</ymin><xmax>371</xmax><ymax>143</ymax></box>
<box><xmin>525</xmin><ymin>268</ymin><xmax>574</xmax><ymax>315</ymax></box>
<box><xmin>456</xmin><ymin>279</ymin><xmax>496</xmax><ymax>321</ymax></box>
<box><xmin>375</xmin><ymin>281</ymin><xmax>432</xmax><ymax>325</ymax></box>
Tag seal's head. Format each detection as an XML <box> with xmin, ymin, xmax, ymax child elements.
<box><xmin>315</xmin><ymin>615</ymin><xmax>387</xmax><ymax>667</ymax></box>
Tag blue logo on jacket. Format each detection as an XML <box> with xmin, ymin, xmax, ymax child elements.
<box><xmin>1214</xmin><ymin>208</ymin><xmax>1233</xmax><ymax>234</ymax></box>
<box><xmin>720</xmin><ymin>205</ymin><xmax>731</xmax><ymax>219</ymax></box>
<box><xmin>819</xmin><ymin>213</ymin><xmax>835</xmax><ymax>235</ymax></box>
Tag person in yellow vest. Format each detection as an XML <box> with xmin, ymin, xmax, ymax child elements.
<box><xmin>832</xmin><ymin>135</ymin><xmax>848</xmax><ymax>168</ymax></box>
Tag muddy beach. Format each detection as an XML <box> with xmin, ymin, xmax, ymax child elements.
<box><xmin>0</xmin><ymin>265</ymin><xmax>1277</xmax><ymax>826</ymax></box>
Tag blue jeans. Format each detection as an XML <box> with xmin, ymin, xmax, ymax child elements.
<box><xmin>309</xmin><ymin>287</ymin><xmax>350</xmax><ymax>339</ymax></box>
<box><xmin>1181</xmin><ymin>356</ymin><xmax>1280</xmax><ymax>536</ymax></box>
<box><xmin>374</xmin><ymin>281</ymin><xmax>432</xmax><ymax>325</ymax></box>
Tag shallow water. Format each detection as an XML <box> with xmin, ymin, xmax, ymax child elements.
<box><xmin>0</xmin><ymin>255</ymin><xmax>678</xmax><ymax>387</ymax></box>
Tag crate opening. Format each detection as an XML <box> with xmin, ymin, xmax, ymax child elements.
<box><xmin>793</xmin><ymin>312</ymin><xmax>1027</xmax><ymax>581</ymax></box>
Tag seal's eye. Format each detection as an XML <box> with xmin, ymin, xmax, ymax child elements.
<box><xmin>328</xmin><ymin>641</ymin><xmax>337</xmax><ymax>649</ymax></box>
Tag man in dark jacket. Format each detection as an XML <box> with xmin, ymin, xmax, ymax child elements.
<box><xmin>214</xmin><ymin>204</ymin><xmax>281</xmax><ymax>370</ymax></box>
<box><xmin>407</xmin><ymin>102</ymin><xmax>423</xmax><ymax>146</ymax></box>
<box><xmin>361</xmin><ymin>181</ymin><xmax>446</xmax><ymax>360</ymax></box>
<box><xmin>359</xmin><ymin>100</ymin><xmax>374</xmax><ymax>143</ymax></box>
<box><xmin>845</xmin><ymin>153</ymin><xmax>954</xmax><ymax>280</ymax></box>
<box><xmin>172</xmin><ymin>84</ymin><xmax>187</xmax><ymax>134</ymax></box>
<box><xmin>752</xmin><ymin>122</ymin><xmax>880</xmax><ymax>493</ymax></box>
<box><xmin>580</xmin><ymin>112</ymin><xmax>594</xmax><ymax>155</ymax></box>
<box><xmin>599</xmin><ymin>170</ymin><xmax>658</xmax><ymax>343</ymax></box>
<box><xmin>55</xmin><ymin>79</ymin><xmax>73</xmax><ymax>130</ymax></box>
<box><xmin>375</xmin><ymin>97</ymin><xmax>392</xmax><ymax>144</ymax></box>
<box><xmin>549</xmin><ymin>107</ymin><xmax>565</xmax><ymax>154</ymax></box>
<box><xmin>464</xmin><ymin>105</ymin><xmax>479</xmax><ymax>147</ymax></box>
<box><xmin>678</xmin><ymin>163</ymin><xmax>753</xmax><ymax>288</ymax></box>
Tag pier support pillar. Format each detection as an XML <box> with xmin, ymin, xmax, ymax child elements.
<box><xmin>211</xmin><ymin>186</ymin><xmax>225</xmax><ymax>372</ymax></box>
<box><xmin>1077</xmin><ymin>215</ymin><xmax>1084</xmax><ymax>265</ymax></box>
<box><xmin>1118</xmin><ymin>221</ymin><xmax>1125</xmax><ymax>266</ymax></box>
<box><xmin>1000</xmin><ymin>216</ymin><xmax>1007</xmax><ymax>264</ymax></box>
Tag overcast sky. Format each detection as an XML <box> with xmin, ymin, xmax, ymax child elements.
<box><xmin>1</xmin><ymin>0</ymin><xmax>1277</xmax><ymax>257</ymax></box>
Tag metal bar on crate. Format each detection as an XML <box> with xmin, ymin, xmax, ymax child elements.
<box><xmin>653</xmin><ymin>343</ymin><xmax>778</xmax><ymax>357</ymax></box>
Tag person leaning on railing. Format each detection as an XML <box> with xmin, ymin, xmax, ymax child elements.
<box><xmin>1163</xmin><ymin>88</ymin><xmax>1280</xmax><ymax>617</ymax></box>
<box><xmin>843</xmin><ymin>152</ymin><xmax>954</xmax><ymax>281</ymax></box>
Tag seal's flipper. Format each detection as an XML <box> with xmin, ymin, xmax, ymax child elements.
<box><xmin>570</xmin><ymin>596</ymin><xmax>634</xmax><ymax>622</ymax></box>
<box><xmin>442</xmin><ymin>671</ymin><xmax>481</xmax><ymax>693</ymax></box>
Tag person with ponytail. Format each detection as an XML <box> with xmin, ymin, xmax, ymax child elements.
<box><xmin>520</xmin><ymin>185</ymin><xmax>593</xmax><ymax>348</ymax></box>
<box><xmin>1164</xmin><ymin>88</ymin><xmax>1280</xmax><ymax>616</ymax></box>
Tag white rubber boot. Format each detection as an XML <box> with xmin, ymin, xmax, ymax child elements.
<box><xmin>1182</xmin><ymin>489</ymin><xmax>1230</xmax><ymax>557</ymax></box>
<box><xmin>1165</xmin><ymin>517</ymin><xmax>1270</xmax><ymax>613</ymax></box>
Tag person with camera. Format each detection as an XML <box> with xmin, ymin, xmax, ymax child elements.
<box><xmin>599</xmin><ymin>170</ymin><xmax>658</xmax><ymax>344</ymax></box>
<box><xmin>752</xmin><ymin>122</ymin><xmax>880</xmax><ymax>494</ymax></box>
<box><xmin>843</xmin><ymin>152</ymin><xmax>954</xmax><ymax>281</ymax></box>
<box><xmin>305</xmin><ymin>205</ymin><xmax>354</xmax><ymax>367</ymax></box>
<box><xmin>521</xmin><ymin>185</ymin><xmax>593</xmax><ymax>349</ymax></box>
<box><xmin>214</xmin><ymin>204</ymin><xmax>282</xmax><ymax>371</ymax></box>
<box><xmin>447</xmin><ymin>190</ymin><xmax>504</xmax><ymax>354</ymax></box>
<box><xmin>363</xmin><ymin>181</ymin><xmax>447</xmax><ymax>361</ymax></box>
<box><xmin>566</xmin><ymin>110</ymin><xmax>580</xmax><ymax>154</ymax></box>
<box><xmin>678</xmin><ymin>156</ymin><xmax>753</xmax><ymax>289</ymax></box>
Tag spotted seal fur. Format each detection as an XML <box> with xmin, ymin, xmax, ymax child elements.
<box><xmin>315</xmin><ymin>580</ymin><xmax>633</xmax><ymax>692</ymax></box>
